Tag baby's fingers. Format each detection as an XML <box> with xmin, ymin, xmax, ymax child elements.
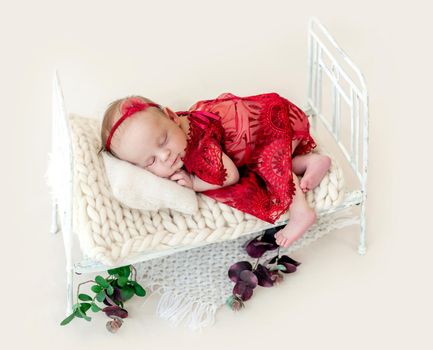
<box><xmin>170</xmin><ymin>173</ymin><xmax>183</xmax><ymax>181</ymax></box>
<box><xmin>178</xmin><ymin>180</ymin><xmax>192</xmax><ymax>188</ymax></box>
<box><xmin>177</xmin><ymin>179</ymin><xmax>193</xmax><ymax>189</ymax></box>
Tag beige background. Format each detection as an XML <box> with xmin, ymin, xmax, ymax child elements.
<box><xmin>1</xmin><ymin>0</ymin><xmax>432</xmax><ymax>349</ymax></box>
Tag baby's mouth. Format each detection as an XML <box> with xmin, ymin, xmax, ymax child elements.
<box><xmin>171</xmin><ymin>155</ymin><xmax>180</xmax><ymax>167</ymax></box>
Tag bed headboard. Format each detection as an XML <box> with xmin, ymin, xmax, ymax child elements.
<box><xmin>305</xmin><ymin>17</ymin><xmax>369</xmax><ymax>191</ymax></box>
<box><xmin>51</xmin><ymin>71</ymin><xmax>74</xmax><ymax>242</ymax></box>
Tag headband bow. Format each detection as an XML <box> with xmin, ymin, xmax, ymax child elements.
<box><xmin>105</xmin><ymin>97</ymin><xmax>160</xmax><ymax>152</ymax></box>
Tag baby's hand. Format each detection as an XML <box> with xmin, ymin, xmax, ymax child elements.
<box><xmin>169</xmin><ymin>169</ymin><xmax>193</xmax><ymax>189</ymax></box>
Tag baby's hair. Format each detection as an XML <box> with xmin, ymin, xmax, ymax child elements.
<box><xmin>98</xmin><ymin>95</ymin><xmax>163</xmax><ymax>157</ymax></box>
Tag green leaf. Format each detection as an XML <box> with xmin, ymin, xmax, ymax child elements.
<box><xmin>80</xmin><ymin>303</ymin><xmax>92</xmax><ymax>313</ymax></box>
<box><xmin>73</xmin><ymin>309</ymin><xmax>83</xmax><ymax>318</ymax></box>
<box><xmin>106</xmin><ymin>285</ymin><xmax>114</xmax><ymax>296</ymax></box>
<box><xmin>75</xmin><ymin>307</ymin><xmax>91</xmax><ymax>321</ymax></box>
<box><xmin>96</xmin><ymin>290</ymin><xmax>106</xmax><ymax>302</ymax></box>
<box><xmin>95</xmin><ymin>275</ymin><xmax>109</xmax><ymax>288</ymax></box>
<box><xmin>117</xmin><ymin>276</ymin><xmax>128</xmax><ymax>287</ymax></box>
<box><xmin>91</xmin><ymin>303</ymin><xmax>101</xmax><ymax>312</ymax></box>
<box><xmin>276</xmin><ymin>264</ymin><xmax>287</xmax><ymax>272</ymax></box>
<box><xmin>78</xmin><ymin>293</ymin><xmax>93</xmax><ymax>301</ymax></box>
<box><xmin>119</xmin><ymin>266</ymin><xmax>131</xmax><ymax>278</ymax></box>
<box><xmin>91</xmin><ymin>285</ymin><xmax>102</xmax><ymax>293</ymax></box>
<box><xmin>107</xmin><ymin>267</ymin><xmax>122</xmax><ymax>275</ymax></box>
<box><xmin>133</xmin><ymin>283</ymin><xmax>146</xmax><ymax>297</ymax></box>
<box><xmin>60</xmin><ymin>313</ymin><xmax>75</xmax><ymax>326</ymax></box>
<box><xmin>120</xmin><ymin>285</ymin><xmax>135</xmax><ymax>301</ymax></box>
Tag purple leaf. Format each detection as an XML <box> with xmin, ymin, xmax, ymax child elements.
<box><xmin>103</xmin><ymin>286</ymin><xmax>123</xmax><ymax>306</ymax></box>
<box><xmin>228</xmin><ymin>261</ymin><xmax>253</xmax><ymax>283</ymax></box>
<box><xmin>233</xmin><ymin>281</ymin><xmax>247</xmax><ymax>296</ymax></box>
<box><xmin>277</xmin><ymin>255</ymin><xmax>301</xmax><ymax>273</ymax></box>
<box><xmin>112</xmin><ymin>286</ymin><xmax>123</xmax><ymax>301</ymax></box>
<box><xmin>279</xmin><ymin>262</ymin><xmax>297</xmax><ymax>273</ymax></box>
<box><xmin>261</xmin><ymin>228</ymin><xmax>280</xmax><ymax>245</ymax></box>
<box><xmin>253</xmin><ymin>264</ymin><xmax>274</xmax><ymax>287</ymax></box>
<box><xmin>278</xmin><ymin>255</ymin><xmax>301</xmax><ymax>267</ymax></box>
<box><xmin>239</xmin><ymin>270</ymin><xmax>258</xmax><ymax>289</ymax></box>
<box><xmin>240</xmin><ymin>287</ymin><xmax>254</xmax><ymax>301</ymax></box>
<box><xmin>233</xmin><ymin>282</ymin><xmax>254</xmax><ymax>301</ymax></box>
<box><xmin>102</xmin><ymin>306</ymin><xmax>128</xmax><ymax>319</ymax></box>
<box><xmin>262</xmin><ymin>226</ymin><xmax>286</xmax><ymax>245</ymax></box>
<box><xmin>245</xmin><ymin>235</ymin><xmax>279</xmax><ymax>258</ymax></box>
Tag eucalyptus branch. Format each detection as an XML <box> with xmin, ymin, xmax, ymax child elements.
<box><xmin>60</xmin><ymin>264</ymin><xmax>147</xmax><ymax>332</ymax></box>
<box><xmin>76</xmin><ymin>280</ymin><xmax>95</xmax><ymax>301</ymax></box>
<box><xmin>253</xmin><ymin>257</ymin><xmax>260</xmax><ymax>270</ymax></box>
<box><xmin>131</xmin><ymin>265</ymin><xmax>137</xmax><ymax>281</ymax></box>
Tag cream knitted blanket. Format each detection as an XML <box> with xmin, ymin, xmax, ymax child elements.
<box><xmin>46</xmin><ymin>115</ymin><xmax>345</xmax><ymax>266</ymax></box>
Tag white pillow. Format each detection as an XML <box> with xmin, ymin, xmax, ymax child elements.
<box><xmin>102</xmin><ymin>152</ymin><xmax>199</xmax><ymax>215</ymax></box>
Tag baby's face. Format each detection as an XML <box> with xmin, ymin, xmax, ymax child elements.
<box><xmin>114</xmin><ymin>109</ymin><xmax>188</xmax><ymax>178</ymax></box>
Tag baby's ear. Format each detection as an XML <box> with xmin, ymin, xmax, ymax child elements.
<box><xmin>162</xmin><ymin>107</ymin><xmax>181</xmax><ymax>124</ymax></box>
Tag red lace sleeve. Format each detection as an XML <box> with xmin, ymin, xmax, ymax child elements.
<box><xmin>182</xmin><ymin>112</ymin><xmax>228</xmax><ymax>186</ymax></box>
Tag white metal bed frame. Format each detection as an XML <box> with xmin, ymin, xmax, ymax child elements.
<box><xmin>306</xmin><ymin>17</ymin><xmax>368</xmax><ymax>254</ymax></box>
<box><xmin>50</xmin><ymin>17</ymin><xmax>368</xmax><ymax>315</ymax></box>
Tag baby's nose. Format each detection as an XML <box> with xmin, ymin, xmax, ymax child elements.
<box><xmin>160</xmin><ymin>149</ymin><xmax>171</xmax><ymax>162</ymax></box>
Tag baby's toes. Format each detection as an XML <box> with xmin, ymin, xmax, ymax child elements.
<box><xmin>276</xmin><ymin>234</ymin><xmax>287</xmax><ymax>246</ymax></box>
<box><xmin>279</xmin><ymin>238</ymin><xmax>289</xmax><ymax>248</ymax></box>
<box><xmin>299</xmin><ymin>178</ymin><xmax>309</xmax><ymax>192</ymax></box>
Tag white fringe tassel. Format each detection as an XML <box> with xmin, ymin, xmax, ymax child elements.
<box><xmin>156</xmin><ymin>289</ymin><xmax>218</xmax><ymax>331</ymax></box>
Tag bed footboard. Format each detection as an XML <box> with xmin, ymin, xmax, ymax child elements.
<box><xmin>306</xmin><ymin>17</ymin><xmax>369</xmax><ymax>254</ymax></box>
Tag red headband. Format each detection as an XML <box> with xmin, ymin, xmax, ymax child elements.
<box><xmin>105</xmin><ymin>97</ymin><xmax>160</xmax><ymax>152</ymax></box>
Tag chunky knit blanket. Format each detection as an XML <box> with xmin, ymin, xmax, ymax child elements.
<box><xmin>46</xmin><ymin>115</ymin><xmax>346</xmax><ymax>266</ymax></box>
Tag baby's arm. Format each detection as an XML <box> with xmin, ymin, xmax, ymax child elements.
<box><xmin>170</xmin><ymin>152</ymin><xmax>239</xmax><ymax>192</ymax></box>
<box><xmin>191</xmin><ymin>152</ymin><xmax>239</xmax><ymax>192</ymax></box>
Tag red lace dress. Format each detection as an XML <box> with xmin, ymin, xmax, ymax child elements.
<box><xmin>177</xmin><ymin>92</ymin><xmax>317</xmax><ymax>224</ymax></box>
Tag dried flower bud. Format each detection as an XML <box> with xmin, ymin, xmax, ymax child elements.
<box><xmin>106</xmin><ymin>316</ymin><xmax>123</xmax><ymax>333</ymax></box>
<box><xmin>270</xmin><ymin>271</ymin><xmax>284</xmax><ymax>285</ymax></box>
<box><xmin>231</xmin><ymin>296</ymin><xmax>244</xmax><ymax>311</ymax></box>
<box><xmin>226</xmin><ymin>294</ymin><xmax>245</xmax><ymax>311</ymax></box>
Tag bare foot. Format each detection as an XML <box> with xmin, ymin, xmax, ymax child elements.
<box><xmin>299</xmin><ymin>154</ymin><xmax>331</xmax><ymax>193</ymax></box>
<box><xmin>275</xmin><ymin>208</ymin><xmax>316</xmax><ymax>248</ymax></box>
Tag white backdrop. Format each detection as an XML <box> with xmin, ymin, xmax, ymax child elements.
<box><xmin>1</xmin><ymin>0</ymin><xmax>432</xmax><ymax>348</ymax></box>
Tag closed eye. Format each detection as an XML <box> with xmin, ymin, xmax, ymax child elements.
<box><xmin>160</xmin><ymin>132</ymin><xmax>168</xmax><ymax>146</ymax></box>
<box><xmin>146</xmin><ymin>157</ymin><xmax>156</xmax><ymax>167</ymax></box>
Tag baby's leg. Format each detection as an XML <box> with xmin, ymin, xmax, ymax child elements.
<box><xmin>275</xmin><ymin>175</ymin><xmax>316</xmax><ymax>248</ymax></box>
<box><xmin>291</xmin><ymin>138</ymin><xmax>331</xmax><ymax>193</ymax></box>
<box><xmin>293</xmin><ymin>154</ymin><xmax>331</xmax><ymax>192</ymax></box>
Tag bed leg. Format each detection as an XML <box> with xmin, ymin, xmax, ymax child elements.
<box><xmin>50</xmin><ymin>200</ymin><xmax>59</xmax><ymax>235</ymax></box>
<box><xmin>50</xmin><ymin>201</ymin><xmax>60</xmax><ymax>235</ymax></box>
<box><xmin>358</xmin><ymin>201</ymin><xmax>367</xmax><ymax>255</ymax></box>
<box><xmin>66</xmin><ymin>265</ymin><xmax>74</xmax><ymax>315</ymax></box>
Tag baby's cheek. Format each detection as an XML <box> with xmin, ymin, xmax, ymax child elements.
<box><xmin>161</xmin><ymin>167</ymin><xmax>174</xmax><ymax>179</ymax></box>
